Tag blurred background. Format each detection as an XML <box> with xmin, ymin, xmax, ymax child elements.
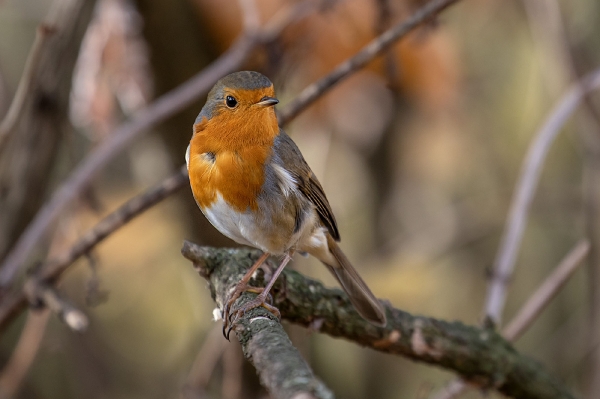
<box><xmin>0</xmin><ymin>0</ymin><xmax>599</xmax><ymax>398</ymax></box>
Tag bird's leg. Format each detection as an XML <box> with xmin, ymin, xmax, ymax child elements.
<box><xmin>225</xmin><ymin>251</ymin><xmax>294</xmax><ymax>339</ymax></box>
<box><xmin>222</xmin><ymin>252</ymin><xmax>270</xmax><ymax>337</ymax></box>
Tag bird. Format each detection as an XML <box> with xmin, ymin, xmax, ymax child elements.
<box><xmin>186</xmin><ymin>71</ymin><xmax>386</xmax><ymax>337</ymax></box>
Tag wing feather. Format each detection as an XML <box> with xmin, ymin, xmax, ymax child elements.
<box><xmin>272</xmin><ymin>131</ymin><xmax>340</xmax><ymax>241</ymax></box>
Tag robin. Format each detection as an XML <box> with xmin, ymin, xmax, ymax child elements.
<box><xmin>186</xmin><ymin>71</ymin><xmax>386</xmax><ymax>337</ymax></box>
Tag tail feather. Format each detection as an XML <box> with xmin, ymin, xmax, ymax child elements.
<box><xmin>324</xmin><ymin>235</ymin><xmax>387</xmax><ymax>327</ymax></box>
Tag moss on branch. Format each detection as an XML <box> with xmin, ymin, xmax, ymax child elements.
<box><xmin>181</xmin><ymin>241</ymin><xmax>577</xmax><ymax>399</ymax></box>
<box><xmin>182</xmin><ymin>242</ymin><xmax>332</xmax><ymax>399</ymax></box>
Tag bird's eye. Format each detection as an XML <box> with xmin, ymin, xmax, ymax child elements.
<box><xmin>225</xmin><ymin>95</ymin><xmax>238</xmax><ymax>108</ymax></box>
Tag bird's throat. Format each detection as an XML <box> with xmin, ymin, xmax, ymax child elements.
<box><xmin>188</xmin><ymin>111</ymin><xmax>279</xmax><ymax>212</ymax></box>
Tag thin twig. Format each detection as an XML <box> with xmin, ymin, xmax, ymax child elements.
<box><xmin>259</xmin><ymin>0</ymin><xmax>319</xmax><ymax>43</ymax></box>
<box><xmin>0</xmin><ymin>24</ymin><xmax>56</xmax><ymax>153</ymax></box>
<box><xmin>484</xmin><ymin>68</ymin><xmax>600</xmax><ymax>325</ymax></box>
<box><xmin>237</xmin><ymin>0</ymin><xmax>260</xmax><ymax>33</ymax></box>
<box><xmin>0</xmin><ymin>166</ymin><xmax>188</xmax><ymax>330</ymax></box>
<box><xmin>24</xmin><ymin>281</ymin><xmax>89</xmax><ymax>332</ymax></box>
<box><xmin>0</xmin><ymin>309</ymin><xmax>50</xmax><ymax>399</ymax></box>
<box><xmin>222</xmin><ymin>340</ymin><xmax>243</xmax><ymax>399</ymax></box>
<box><xmin>436</xmin><ymin>68</ymin><xmax>600</xmax><ymax>399</ymax></box>
<box><xmin>38</xmin><ymin>166</ymin><xmax>188</xmax><ymax>282</ymax></box>
<box><xmin>375</xmin><ymin>0</ymin><xmax>401</xmax><ymax>87</ymax></box>
<box><xmin>526</xmin><ymin>1</ymin><xmax>600</xmax><ymax>394</ymax></box>
<box><xmin>0</xmin><ymin>33</ymin><xmax>253</xmax><ymax>286</ymax></box>
<box><xmin>184</xmin><ymin>324</ymin><xmax>228</xmax><ymax>394</ymax></box>
<box><xmin>503</xmin><ymin>239</ymin><xmax>590</xmax><ymax>340</ymax></box>
<box><xmin>432</xmin><ymin>239</ymin><xmax>590</xmax><ymax>399</ymax></box>
<box><xmin>277</xmin><ymin>0</ymin><xmax>461</xmax><ymax>125</ymax></box>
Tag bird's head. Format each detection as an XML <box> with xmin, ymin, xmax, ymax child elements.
<box><xmin>196</xmin><ymin>71</ymin><xmax>279</xmax><ymax>125</ymax></box>
<box><xmin>190</xmin><ymin>71</ymin><xmax>280</xmax><ymax>154</ymax></box>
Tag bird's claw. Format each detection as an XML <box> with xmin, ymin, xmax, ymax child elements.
<box><xmin>221</xmin><ymin>292</ymin><xmax>277</xmax><ymax>340</ymax></box>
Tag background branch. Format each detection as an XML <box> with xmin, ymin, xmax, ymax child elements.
<box><xmin>0</xmin><ymin>33</ymin><xmax>255</xmax><ymax>287</ymax></box>
<box><xmin>0</xmin><ymin>24</ymin><xmax>56</xmax><ymax>153</ymax></box>
<box><xmin>181</xmin><ymin>242</ymin><xmax>577</xmax><ymax>399</ymax></box>
<box><xmin>0</xmin><ymin>166</ymin><xmax>188</xmax><ymax>330</ymax></box>
<box><xmin>502</xmin><ymin>239</ymin><xmax>590</xmax><ymax>340</ymax></box>
<box><xmin>277</xmin><ymin>0</ymin><xmax>460</xmax><ymax>125</ymax></box>
<box><xmin>0</xmin><ymin>309</ymin><xmax>50</xmax><ymax>399</ymax></box>
<box><xmin>183</xmin><ymin>324</ymin><xmax>228</xmax><ymax>398</ymax></box>
<box><xmin>434</xmin><ymin>39</ymin><xmax>600</xmax><ymax>399</ymax></box>
<box><xmin>432</xmin><ymin>239</ymin><xmax>590</xmax><ymax>399</ymax></box>
<box><xmin>0</xmin><ymin>0</ymin><xmax>97</xmax><ymax>270</ymax></box>
<box><xmin>25</xmin><ymin>281</ymin><xmax>88</xmax><ymax>332</ymax></box>
<box><xmin>484</xmin><ymin>68</ymin><xmax>600</xmax><ymax>325</ymax></box>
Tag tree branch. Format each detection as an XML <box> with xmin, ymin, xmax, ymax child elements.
<box><xmin>183</xmin><ymin>324</ymin><xmax>228</xmax><ymax>398</ymax></box>
<box><xmin>0</xmin><ymin>24</ymin><xmax>56</xmax><ymax>153</ymax></box>
<box><xmin>0</xmin><ymin>309</ymin><xmax>50</xmax><ymax>398</ymax></box>
<box><xmin>502</xmin><ymin>239</ymin><xmax>589</xmax><ymax>341</ymax></box>
<box><xmin>277</xmin><ymin>0</ymin><xmax>461</xmax><ymax>125</ymax></box>
<box><xmin>0</xmin><ymin>0</ymin><xmax>97</xmax><ymax>267</ymax></box>
<box><xmin>432</xmin><ymin>239</ymin><xmax>590</xmax><ymax>399</ymax></box>
<box><xmin>484</xmin><ymin>68</ymin><xmax>600</xmax><ymax>325</ymax></box>
<box><xmin>435</xmin><ymin>64</ymin><xmax>600</xmax><ymax>399</ymax></box>
<box><xmin>181</xmin><ymin>242</ymin><xmax>577</xmax><ymax>399</ymax></box>
<box><xmin>183</xmin><ymin>242</ymin><xmax>333</xmax><ymax>399</ymax></box>
<box><xmin>24</xmin><ymin>280</ymin><xmax>88</xmax><ymax>332</ymax></box>
<box><xmin>0</xmin><ymin>166</ymin><xmax>188</xmax><ymax>330</ymax></box>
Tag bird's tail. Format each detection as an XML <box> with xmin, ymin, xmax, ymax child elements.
<box><xmin>323</xmin><ymin>234</ymin><xmax>387</xmax><ymax>327</ymax></box>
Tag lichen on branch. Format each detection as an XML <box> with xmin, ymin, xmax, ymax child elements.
<box><xmin>181</xmin><ymin>241</ymin><xmax>577</xmax><ymax>399</ymax></box>
<box><xmin>182</xmin><ymin>242</ymin><xmax>333</xmax><ymax>399</ymax></box>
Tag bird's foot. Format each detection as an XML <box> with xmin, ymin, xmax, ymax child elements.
<box><xmin>222</xmin><ymin>284</ymin><xmax>275</xmax><ymax>339</ymax></box>
<box><xmin>223</xmin><ymin>291</ymin><xmax>280</xmax><ymax>340</ymax></box>
<box><xmin>221</xmin><ymin>251</ymin><xmax>291</xmax><ymax>340</ymax></box>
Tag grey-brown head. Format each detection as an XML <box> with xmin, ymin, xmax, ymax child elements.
<box><xmin>196</xmin><ymin>71</ymin><xmax>279</xmax><ymax>124</ymax></box>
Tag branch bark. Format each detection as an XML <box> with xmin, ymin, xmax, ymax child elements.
<box><xmin>0</xmin><ymin>0</ymin><xmax>97</xmax><ymax>263</ymax></box>
<box><xmin>181</xmin><ymin>241</ymin><xmax>577</xmax><ymax>399</ymax></box>
<box><xmin>182</xmin><ymin>242</ymin><xmax>333</xmax><ymax>399</ymax></box>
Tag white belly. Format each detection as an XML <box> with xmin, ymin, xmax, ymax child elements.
<box><xmin>202</xmin><ymin>193</ymin><xmax>256</xmax><ymax>248</ymax></box>
<box><xmin>202</xmin><ymin>192</ymin><xmax>322</xmax><ymax>256</ymax></box>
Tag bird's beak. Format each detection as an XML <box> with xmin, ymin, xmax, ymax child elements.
<box><xmin>256</xmin><ymin>96</ymin><xmax>279</xmax><ymax>107</ymax></box>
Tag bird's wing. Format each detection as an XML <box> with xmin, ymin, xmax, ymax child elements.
<box><xmin>273</xmin><ymin>130</ymin><xmax>340</xmax><ymax>241</ymax></box>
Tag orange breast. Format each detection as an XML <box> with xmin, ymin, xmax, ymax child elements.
<box><xmin>188</xmin><ymin>108</ymin><xmax>279</xmax><ymax>212</ymax></box>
